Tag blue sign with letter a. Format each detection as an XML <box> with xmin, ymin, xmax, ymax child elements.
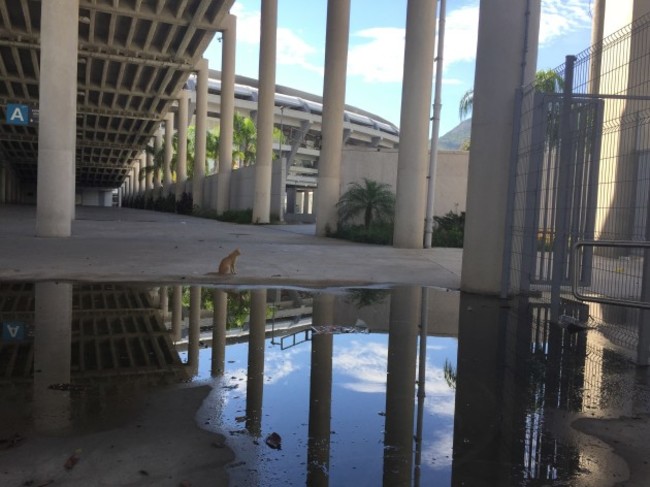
<box><xmin>2</xmin><ymin>322</ymin><xmax>26</xmax><ymax>341</ymax></box>
<box><xmin>5</xmin><ymin>104</ymin><xmax>29</xmax><ymax>125</ymax></box>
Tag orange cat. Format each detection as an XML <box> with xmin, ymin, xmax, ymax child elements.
<box><xmin>218</xmin><ymin>248</ymin><xmax>240</xmax><ymax>275</ymax></box>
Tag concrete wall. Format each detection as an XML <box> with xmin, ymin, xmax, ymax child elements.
<box><xmin>80</xmin><ymin>189</ymin><xmax>113</xmax><ymax>207</ymax></box>
<box><xmin>340</xmin><ymin>148</ymin><xmax>468</xmax><ymax>217</ymax></box>
<box><xmin>208</xmin><ymin>159</ymin><xmax>285</xmax><ymax>218</ymax></box>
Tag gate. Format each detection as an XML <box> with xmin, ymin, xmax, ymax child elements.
<box><xmin>504</xmin><ymin>12</ymin><xmax>650</xmax><ymax>330</ymax></box>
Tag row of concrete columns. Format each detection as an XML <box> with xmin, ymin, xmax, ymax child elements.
<box><xmin>33</xmin><ymin>0</ymin><xmax>546</xmax><ymax>295</ymax></box>
<box><xmin>120</xmin><ymin>0</ymin><xmax>438</xmax><ymax>247</ymax></box>
<box><xmin>121</xmin><ymin>11</ymin><xmax>238</xmax><ymax>211</ymax></box>
<box><xmin>0</xmin><ymin>165</ymin><xmax>22</xmax><ymax>204</ymax></box>
<box><xmin>167</xmin><ymin>285</ymin><xmax>424</xmax><ymax>483</ymax></box>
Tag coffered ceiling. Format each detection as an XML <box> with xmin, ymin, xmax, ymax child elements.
<box><xmin>0</xmin><ymin>0</ymin><xmax>233</xmax><ymax>189</ymax></box>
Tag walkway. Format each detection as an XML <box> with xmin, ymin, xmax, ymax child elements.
<box><xmin>0</xmin><ymin>205</ymin><xmax>462</xmax><ymax>288</ymax></box>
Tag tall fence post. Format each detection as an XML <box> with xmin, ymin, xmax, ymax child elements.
<box><xmin>551</xmin><ymin>55</ymin><xmax>576</xmax><ymax>321</ymax></box>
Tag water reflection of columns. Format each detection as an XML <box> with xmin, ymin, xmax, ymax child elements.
<box><xmin>451</xmin><ymin>294</ymin><xmax>511</xmax><ymax>485</ymax></box>
<box><xmin>171</xmin><ymin>285</ymin><xmax>182</xmax><ymax>342</ymax></box>
<box><xmin>187</xmin><ymin>286</ymin><xmax>201</xmax><ymax>376</ymax></box>
<box><xmin>159</xmin><ymin>286</ymin><xmax>168</xmax><ymax>322</ymax></box>
<box><xmin>383</xmin><ymin>286</ymin><xmax>421</xmax><ymax>485</ymax></box>
<box><xmin>212</xmin><ymin>289</ymin><xmax>228</xmax><ymax>376</ymax></box>
<box><xmin>246</xmin><ymin>289</ymin><xmax>267</xmax><ymax>437</ymax></box>
<box><xmin>307</xmin><ymin>293</ymin><xmax>335</xmax><ymax>486</ymax></box>
<box><xmin>33</xmin><ymin>282</ymin><xmax>73</xmax><ymax>432</ymax></box>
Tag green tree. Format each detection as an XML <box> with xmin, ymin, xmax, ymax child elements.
<box><xmin>233</xmin><ymin>113</ymin><xmax>257</xmax><ymax>167</ymax></box>
<box><xmin>459</xmin><ymin>69</ymin><xmax>564</xmax><ymax>121</ymax></box>
<box><xmin>336</xmin><ymin>178</ymin><xmax>395</xmax><ymax>231</ymax></box>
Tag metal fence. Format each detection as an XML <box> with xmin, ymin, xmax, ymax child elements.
<box><xmin>505</xmin><ymin>12</ymin><xmax>650</xmax><ymax>326</ymax></box>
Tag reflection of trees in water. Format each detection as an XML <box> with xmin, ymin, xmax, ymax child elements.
<box><xmin>227</xmin><ymin>291</ymin><xmax>251</xmax><ymax>329</ymax></box>
<box><xmin>443</xmin><ymin>359</ymin><xmax>456</xmax><ymax>390</ymax></box>
<box><xmin>345</xmin><ymin>288</ymin><xmax>390</xmax><ymax>308</ymax></box>
<box><xmin>178</xmin><ymin>286</ymin><xmax>214</xmax><ymax>311</ymax></box>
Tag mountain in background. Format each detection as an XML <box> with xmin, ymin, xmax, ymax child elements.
<box><xmin>438</xmin><ymin>119</ymin><xmax>471</xmax><ymax>151</ymax></box>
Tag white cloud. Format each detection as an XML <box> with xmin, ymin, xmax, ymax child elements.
<box><xmin>347</xmin><ymin>27</ymin><xmax>406</xmax><ymax>83</ymax></box>
<box><xmin>231</xmin><ymin>3</ymin><xmax>323</xmax><ymax>75</ymax></box>
<box><xmin>334</xmin><ymin>341</ymin><xmax>388</xmax><ymax>393</ymax></box>
<box><xmin>277</xmin><ymin>27</ymin><xmax>323</xmax><ymax>74</ymax></box>
<box><xmin>230</xmin><ymin>3</ymin><xmax>261</xmax><ymax>45</ymax></box>
<box><xmin>421</xmin><ymin>428</ymin><xmax>455</xmax><ymax>470</ymax></box>
<box><xmin>539</xmin><ymin>0</ymin><xmax>592</xmax><ymax>45</ymax></box>
<box><xmin>443</xmin><ymin>5</ymin><xmax>480</xmax><ymax>66</ymax></box>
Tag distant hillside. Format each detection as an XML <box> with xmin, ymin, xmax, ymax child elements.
<box><xmin>438</xmin><ymin>119</ymin><xmax>471</xmax><ymax>150</ymax></box>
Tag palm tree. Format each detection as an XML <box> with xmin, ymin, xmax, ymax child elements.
<box><xmin>458</xmin><ymin>69</ymin><xmax>564</xmax><ymax>121</ymax></box>
<box><xmin>336</xmin><ymin>178</ymin><xmax>395</xmax><ymax>231</ymax></box>
<box><xmin>232</xmin><ymin>112</ymin><xmax>257</xmax><ymax>167</ymax></box>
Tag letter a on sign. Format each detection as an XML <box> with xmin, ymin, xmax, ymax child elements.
<box><xmin>5</xmin><ymin>104</ymin><xmax>29</xmax><ymax>126</ymax></box>
<box><xmin>2</xmin><ymin>321</ymin><xmax>25</xmax><ymax>341</ymax></box>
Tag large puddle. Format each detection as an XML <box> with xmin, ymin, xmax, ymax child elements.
<box><xmin>1</xmin><ymin>282</ymin><xmax>650</xmax><ymax>486</ymax></box>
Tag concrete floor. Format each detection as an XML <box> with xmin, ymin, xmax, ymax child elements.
<box><xmin>0</xmin><ymin>204</ymin><xmax>462</xmax><ymax>289</ymax></box>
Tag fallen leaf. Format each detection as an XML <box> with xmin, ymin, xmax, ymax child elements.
<box><xmin>265</xmin><ymin>432</ymin><xmax>282</xmax><ymax>450</ymax></box>
<box><xmin>64</xmin><ymin>449</ymin><xmax>82</xmax><ymax>470</ymax></box>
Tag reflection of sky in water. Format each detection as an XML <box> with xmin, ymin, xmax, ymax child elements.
<box><xmin>186</xmin><ymin>333</ymin><xmax>457</xmax><ymax>485</ymax></box>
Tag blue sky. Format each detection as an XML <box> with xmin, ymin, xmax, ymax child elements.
<box><xmin>203</xmin><ymin>0</ymin><xmax>594</xmax><ymax>136</ymax></box>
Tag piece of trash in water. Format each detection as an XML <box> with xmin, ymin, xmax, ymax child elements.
<box><xmin>64</xmin><ymin>449</ymin><xmax>82</xmax><ymax>470</ymax></box>
<box><xmin>265</xmin><ymin>432</ymin><xmax>282</xmax><ymax>450</ymax></box>
<box><xmin>48</xmin><ymin>383</ymin><xmax>87</xmax><ymax>392</ymax></box>
<box><xmin>557</xmin><ymin>314</ymin><xmax>589</xmax><ymax>332</ymax></box>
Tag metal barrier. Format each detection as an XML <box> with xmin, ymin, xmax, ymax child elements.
<box><xmin>572</xmin><ymin>240</ymin><xmax>650</xmax><ymax>308</ymax></box>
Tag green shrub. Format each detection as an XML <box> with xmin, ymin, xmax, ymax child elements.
<box><xmin>157</xmin><ymin>193</ymin><xmax>176</xmax><ymax>213</ymax></box>
<box><xmin>333</xmin><ymin>222</ymin><xmax>394</xmax><ymax>245</ymax></box>
<box><xmin>176</xmin><ymin>192</ymin><xmax>193</xmax><ymax>215</ymax></box>
<box><xmin>217</xmin><ymin>208</ymin><xmax>253</xmax><ymax>224</ymax></box>
<box><xmin>431</xmin><ymin>211</ymin><xmax>465</xmax><ymax>247</ymax></box>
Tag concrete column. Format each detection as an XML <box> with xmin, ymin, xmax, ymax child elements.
<box><xmin>246</xmin><ymin>289</ymin><xmax>267</xmax><ymax>437</ymax></box>
<box><xmin>164</xmin><ymin>113</ymin><xmax>173</xmax><ymax>189</ymax></box>
<box><xmin>286</xmin><ymin>186</ymin><xmax>296</xmax><ymax>215</ymax></box>
<box><xmin>176</xmin><ymin>89</ymin><xmax>189</xmax><ymax>201</ymax></box>
<box><xmin>383</xmin><ymin>286</ymin><xmax>421</xmax><ymax>485</ymax></box>
<box><xmin>0</xmin><ymin>166</ymin><xmax>5</xmax><ymax>203</ymax></box>
<box><xmin>315</xmin><ymin>0</ymin><xmax>351</xmax><ymax>236</ymax></box>
<box><xmin>211</xmin><ymin>289</ymin><xmax>228</xmax><ymax>376</ymax></box>
<box><xmin>589</xmin><ymin>0</ymin><xmax>606</xmax><ymax>95</ymax></box>
<box><xmin>187</xmin><ymin>286</ymin><xmax>202</xmax><ymax>376</ymax></box>
<box><xmin>461</xmin><ymin>0</ymin><xmax>541</xmax><ymax>294</ymax></box>
<box><xmin>138</xmin><ymin>155</ymin><xmax>145</xmax><ymax>194</ymax></box>
<box><xmin>34</xmin><ymin>282</ymin><xmax>73</xmax><ymax>432</ymax></box>
<box><xmin>217</xmin><ymin>14</ymin><xmax>237</xmax><ymax>214</ymax></box>
<box><xmin>306</xmin><ymin>191</ymin><xmax>314</xmax><ymax>214</ymax></box>
<box><xmin>146</xmin><ymin>143</ymin><xmax>154</xmax><ymax>195</ymax></box>
<box><xmin>159</xmin><ymin>286</ymin><xmax>168</xmax><ymax>321</ymax></box>
<box><xmin>252</xmin><ymin>0</ymin><xmax>278</xmax><ymax>224</ymax></box>
<box><xmin>392</xmin><ymin>0</ymin><xmax>437</xmax><ymax>248</ymax></box>
<box><xmin>154</xmin><ymin>127</ymin><xmax>163</xmax><ymax>189</ymax></box>
<box><xmin>36</xmin><ymin>0</ymin><xmax>78</xmax><ymax>237</ymax></box>
<box><xmin>193</xmin><ymin>58</ymin><xmax>209</xmax><ymax>209</ymax></box>
<box><xmin>171</xmin><ymin>285</ymin><xmax>183</xmax><ymax>342</ymax></box>
<box><xmin>307</xmin><ymin>294</ymin><xmax>335</xmax><ymax>484</ymax></box>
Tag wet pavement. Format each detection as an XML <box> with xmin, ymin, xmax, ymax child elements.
<box><xmin>2</xmin><ymin>205</ymin><xmax>650</xmax><ymax>485</ymax></box>
<box><xmin>1</xmin><ymin>281</ymin><xmax>650</xmax><ymax>486</ymax></box>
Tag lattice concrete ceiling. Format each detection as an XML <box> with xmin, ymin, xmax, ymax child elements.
<box><xmin>0</xmin><ymin>0</ymin><xmax>233</xmax><ymax>189</ymax></box>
